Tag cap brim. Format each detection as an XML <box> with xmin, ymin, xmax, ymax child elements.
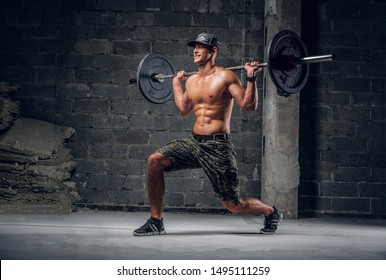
<box><xmin>187</xmin><ymin>40</ymin><xmax>197</xmax><ymax>47</ymax></box>
<box><xmin>187</xmin><ymin>40</ymin><xmax>217</xmax><ymax>48</ymax></box>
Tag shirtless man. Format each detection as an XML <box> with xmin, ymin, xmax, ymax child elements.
<box><xmin>133</xmin><ymin>33</ymin><xmax>282</xmax><ymax>236</ymax></box>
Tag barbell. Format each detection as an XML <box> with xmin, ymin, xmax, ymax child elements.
<box><xmin>129</xmin><ymin>30</ymin><xmax>335</xmax><ymax>104</ymax></box>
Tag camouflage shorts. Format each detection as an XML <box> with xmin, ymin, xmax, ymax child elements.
<box><xmin>156</xmin><ymin>135</ymin><xmax>240</xmax><ymax>204</ymax></box>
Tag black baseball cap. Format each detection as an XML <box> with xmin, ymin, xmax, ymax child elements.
<box><xmin>187</xmin><ymin>33</ymin><xmax>219</xmax><ymax>48</ymax></box>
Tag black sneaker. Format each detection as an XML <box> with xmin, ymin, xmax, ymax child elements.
<box><xmin>133</xmin><ymin>217</ymin><xmax>166</xmax><ymax>236</ymax></box>
<box><xmin>260</xmin><ymin>206</ymin><xmax>283</xmax><ymax>235</ymax></box>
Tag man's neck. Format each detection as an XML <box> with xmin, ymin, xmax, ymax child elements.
<box><xmin>197</xmin><ymin>61</ymin><xmax>216</xmax><ymax>76</ymax></box>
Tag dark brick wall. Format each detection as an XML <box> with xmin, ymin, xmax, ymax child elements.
<box><xmin>1</xmin><ymin>0</ymin><xmax>385</xmax><ymax>217</ymax></box>
<box><xmin>300</xmin><ymin>0</ymin><xmax>386</xmax><ymax>217</ymax></box>
<box><xmin>0</xmin><ymin>0</ymin><xmax>264</xmax><ymax>212</ymax></box>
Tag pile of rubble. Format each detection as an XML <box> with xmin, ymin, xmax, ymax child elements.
<box><xmin>0</xmin><ymin>116</ymin><xmax>79</xmax><ymax>214</ymax></box>
<box><xmin>0</xmin><ymin>82</ymin><xmax>20</xmax><ymax>131</ymax></box>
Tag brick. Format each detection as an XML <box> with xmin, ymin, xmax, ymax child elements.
<box><xmin>93</xmin><ymin>114</ymin><xmax>113</xmax><ymax>129</ymax></box>
<box><xmin>88</xmin><ymin>174</ymin><xmax>126</xmax><ymax>191</ymax></box>
<box><xmin>164</xmin><ymin>192</ymin><xmax>184</xmax><ymax>206</ymax></box>
<box><xmin>372</xmin><ymin>167</ymin><xmax>386</xmax><ymax>182</ymax></box>
<box><xmin>135</xmin><ymin>0</ymin><xmax>171</xmax><ymax>12</ymax></box>
<box><xmin>185</xmin><ymin>192</ymin><xmax>222</xmax><ymax>208</ymax></box>
<box><xmin>74</xmin><ymin>39</ymin><xmax>113</xmax><ymax>54</ymax></box>
<box><xmin>73</xmin><ymin>99</ymin><xmax>108</xmax><ymax>113</ymax></box>
<box><xmin>333</xmin><ymin>167</ymin><xmax>370</xmax><ymax>182</ymax></box>
<box><xmin>56</xmin><ymin>83</ymin><xmax>91</xmax><ymax>98</ymax></box>
<box><xmin>93</xmin><ymin>54</ymin><xmax>131</xmax><ymax>69</ymax></box>
<box><xmin>114</xmin><ymin>130</ymin><xmax>150</xmax><ymax>144</ymax></box>
<box><xmin>56</xmin><ymin>112</ymin><xmax>94</xmax><ymax>128</ymax></box>
<box><xmin>331</xmin><ymin>197</ymin><xmax>370</xmax><ymax>212</ymax></box>
<box><xmin>67</xmin><ymin>25</ymin><xmax>96</xmax><ymax>39</ymax></box>
<box><xmin>333</xmin><ymin>19</ymin><xmax>370</xmax><ymax>35</ymax></box>
<box><xmin>371</xmin><ymin>136</ymin><xmax>386</xmax><ymax>153</ymax></box>
<box><xmin>108</xmin><ymin>114</ymin><xmax>129</xmax><ymax>129</ymax></box>
<box><xmin>73</xmin><ymin>127</ymin><xmax>112</xmax><ymax>143</ymax></box>
<box><xmin>111</xmin><ymin>100</ymin><xmax>149</xmax><ymax>115</ymax></box>
<box><xmin>96</xmin><ymin>25</ymin><xmax>133</xmax><ymax>40</ymax></box>
<box><xmin>90</xmin><ymin>143</ymin><xmax>112</xmax><ymax>158</ymax></box>
<box><xmin>314</xmin><ymin>197</ymin><xmax>333</xmax><ymax>212</ymax></box>
<box><xmin>113</xmin><ymin>41</ymin><xmax>151</xmax><ymax>55</ymax></box>
<box><xmin>320</xmin><ymin>151</ymin><xmax>370</xmax><ymax>167</ymax></box>
<box><xmin>334</xmin><ymin>77</ymin><xmax>370</xmax><ymax>92</ymax></box>
<box><xmin>111</xmin><ymin>69</ymin><xmax>132</xmax><ymax>84</ymax></box>
<box><xmin>78</xmin><ymin>188</ymin><xmax>108</xmax><ymax>204</ymax></box>
<box><xmin>360</xmin><ymin>4</ymin><xmax>386</xmax><ymax>20</ymax></box>
<box><xmin>322</xmin><ymin>61</ymin><xmax>359</xmax><ymax>77</ymax></box>
<box><xmin>113</xmin><ymin>12</ymin><xmax>154</xmax><ymax>26</ymax></box>
<box><xmin>53</xmin><ymin>98</ymin><xmax>72</xmax><ymax>112</ymax></box>
<box><xmin>359</xmin><ymin>183</ymin><xmax>386</xmax><ymax>198</ymax></box>
<box><xmin>75</xmin><ymin>68</ymin><xmax>112</xmax><ymax>83</ymax></box>
<box><xmin>123</xmin><ymin>176</ymin><xmax>146</xmax><ymax>191</ymax></box>
<box><xmin>192</xmin><ymin>14</ymin><xmax>229</xmax><ymax>28</ymax></box>
<box><xmin>129</xmin><ymin>115</ymin><xmax>170</xmax><ymax>131</ymax></box>
<box><xmin>232</xmin><ymin>132</ymin><xmax>261</xmax><ymax>149</ymax></box>
<box><xmin>172</xmin><ymin>0</ymin><xmax>208</xmax><ymax>13</ymax></box>
<box><xmin>109</xmin><ymin>159</ymin><xmax>144</xmax><ymax>175</ymax></box>
<box><xmin>331</xmin><ymin>106</ymin><xmax>370</xmax><ymax>121</ymax></box>
<box><xmin>92</xmin><ymin>84</ymin><xmax>129</xmax><ymax>99</ymax></box>
<box><xmin>76</xmin><ymin>159</ymin><xmax>107</xmax><ymax>174</ymax></box>
<box><xmin>242</xmin><ymin>148</ymin><xmax>261</xmax><ymax>164</ymax></box>
<box><xmin>167</xmin><ymin>115</ymin><xmax>194</xmax><ymax>131</ymax></box>
<box><xmin>372</xmin><ymin>198</ymin><xmax>386</xmax><ymax>214</ymax></box>
<box><xmin>352</xmin><ymin>92</ymin><xmax>384</xmax><ymax>107</ymax></box>
<box><xmin>359</xmin><ymin>63</ymin><xmax>386</xmax><ymax>78</ymax></box>
<box><xmin>164</xmin><ymin>177</ymin><xmax>203</xmax><ymax>193</ymax></box>
<box><xmin>358</xmin><ymin>34</ymin><xmax>386</xmax><ymax>49</ymax></box>
<box><xmin>67</xmin><ymin>142</ymin><xmax>89</xmax><ymax>158</ymax></box>
<box><xmin>321</xmin><ymin>33</ymin><xmax>359</xmax><ymax>48</ymax></box>
<box><xmin>149</xmin><ymin>131</ymin><xmax>190</xmax><ymax>146</ymax></box>
<box><xmin>240</xmin><ymin>179</ymin><xmax>261</xmax><ymax>197</ymax></box>
<box><xmin>128</xmin><ymin>145</ymin><xmax>156</xmax><ymax>159</ymax></box>
<box><xmin>371</xmin><ymin>49</ymin><xmax>386</xmax><ymax>63</ymax></box>
<box><xmin>111</xmin><ymin>0</ymin><xmax>136</xmax><ymax>11</ymax></box>
<box><xmin>111</xmin><ymin>144</ymin><xmax>129</xmax><ymax>159</ymax></box>
<box><xmin>329</xmin><ymin>136</ymin><xmax>368</xmax><ymax>152</ymax></box>
<box><xmin>153</xmin><ymin>41</ymin><xmax>189</xmax><ymax>55</ymax></box>
<box><xmin>155</xmin><ymin>13</ymin><xmax>191</xmax><ymax>27</ymax></box>
<box><xmin>79</xmin><ymin>10</ymin><xmax>114</xmax><ymax>25</ymax></box>
<box><xmin>62</xmin><ymin>0</ymin><xmax>97</xmax><ymax>10</ymax></box>
<box><xmin>111</xmin><ymin>190</ymin><xmax>145</xmax><ymax>205</ymax></box>
<box><xmin>320</xmin><ymin>182</ymin><xmax>358</xmax><ymax>197</ymax></box>
<box><xmin>65</xmin><ymin>53</ymin><xmax>93</xmax><ymax>68</ymax></box>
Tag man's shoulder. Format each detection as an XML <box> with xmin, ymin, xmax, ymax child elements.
<box><xmin>215</xmin><ymin>66</ymin><xmax>240</xmax><ymax>83</ymax></box>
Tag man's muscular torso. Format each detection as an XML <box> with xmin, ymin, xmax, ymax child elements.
<box><xmin>185</xmin><ymin>66</ymin><xmax>239</xmax><ymax>135</ymax></box>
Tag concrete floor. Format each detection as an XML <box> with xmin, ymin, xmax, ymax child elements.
<box><xmin>0</xmin><ymin>210</ymin><xmax>385</xmax><ymax>260</ymax></box>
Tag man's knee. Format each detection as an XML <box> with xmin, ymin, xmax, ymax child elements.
<box><xmin>148</xmin><ymin>153</ymin><xmax>171</xmax><ymax>170</ymax></box>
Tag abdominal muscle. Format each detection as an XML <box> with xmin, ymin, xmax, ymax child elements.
<box><xmin>192</xmin><ymin>103</ymin><xmax>231</xmax><ymax>135</ymax></box>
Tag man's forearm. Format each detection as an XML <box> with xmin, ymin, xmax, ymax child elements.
<box><xmin>172</xmin><ymin>80</ymin><xmax>191</xmax><ymax>116</ymax></box>
<box><xmin>242</xmin><ymin>81</ymin><xmax>258</xmax><ymax>111</ymax></box>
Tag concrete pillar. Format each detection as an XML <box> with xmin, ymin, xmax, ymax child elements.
<box><xmin>261</xmin><ymin>0</ymin><xmax>302</xmax><ymax>219</ymax></box>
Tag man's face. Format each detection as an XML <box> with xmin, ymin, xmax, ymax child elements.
<box><xmin>193</xmin><ymin>43</ymin><xmax>215</xmax><ymax>65</ymax></box>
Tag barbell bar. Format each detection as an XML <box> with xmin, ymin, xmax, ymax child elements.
<box><xmin>153</xmin><ymin>54</ymin><xmax>335</xmax><ymax>82</ymax></box>
<box><xmin>130</xmin><ymin>30</ymin><xmax>336</xmax><ymax>103</ymax></box>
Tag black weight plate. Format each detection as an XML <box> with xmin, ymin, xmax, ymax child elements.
<box><xmin>268</xmin><ymin>30</ymin><xmax>310</xmax><ymax>96</ymax></box>
<box><xmin>137</xmin><ymin>53</ymin><xmax>175</xmax><ymax>104</ymax></box>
